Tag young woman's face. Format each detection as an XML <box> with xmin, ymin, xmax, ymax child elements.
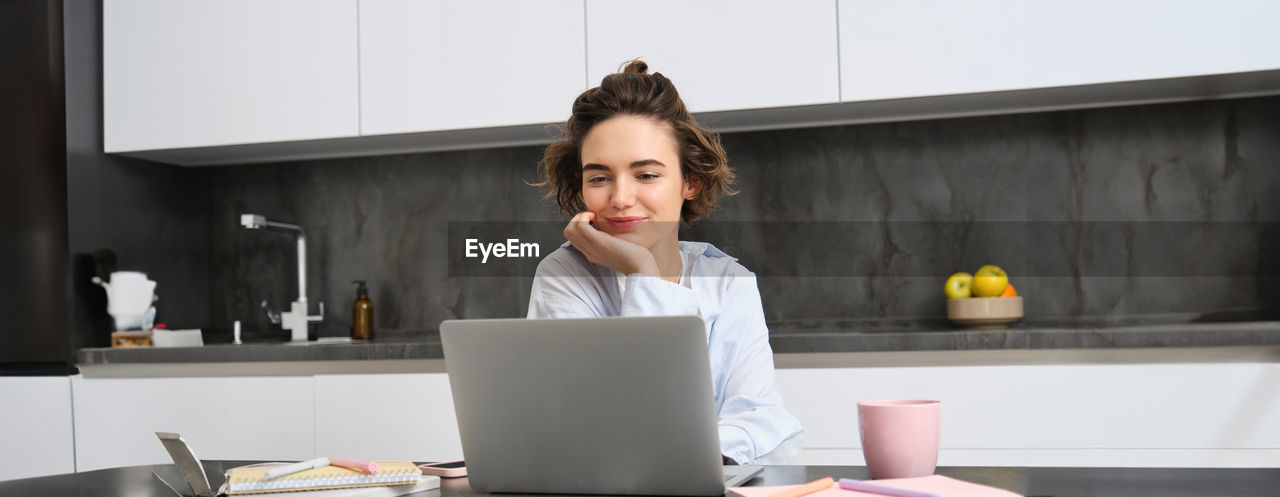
<box><xmin>579</xmin><ymin>115</ymin><xmax>698</xmax><ymax>249</ymax></box>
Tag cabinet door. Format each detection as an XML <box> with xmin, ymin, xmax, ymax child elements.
<box><xmin>71</xmin><ymin>375</ymin><xmax>315</xmax><ymax>471</ymax></box>
<box><xmin>839</xmin><ymin>0</ymin><xmax>1280</xmax><ymax>101</ymax></box>
<box><xmin>586</xmin><ymin>0</ymin><xmax>839</xmax><ymax>113</ymax></box>
<box><xmin>359</xmin><ymin>0</ymin><xmax>586</xmax><ymax>135</ymax></box>
<box><xmin>0</xmin><ymin>377</ymin><xmax>74</xmax><ymax>481</ymax></box>
<box><xmin>104</xmin><ymin>0</ymin><xmax>359</xmax><ymax>152</ymax></box>
<box><xmin>777</xmin><ymin>362</ymin><xmax>1280</xmax><ymax>467</ymax></box>
<box><xmin>314</xmin><ymin>373</ymin><xmax>463</xmax><ymax>462</ymax></box>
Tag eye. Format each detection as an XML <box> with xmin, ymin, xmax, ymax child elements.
<box><xmin>585</xmin><ymin>175</ymin><xmax>609</xmax><ymax>185</ymax></box>
<box><xmin>637</xmin><ymin>172</ymin><xmax>660</xmax><ymax>181</ymax></box>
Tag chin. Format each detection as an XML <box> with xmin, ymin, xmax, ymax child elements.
<box><xmin>611</xmin><ymin>231</ymin><xmax>653</xmax><ymax>247</ymax></box>
<box><xmin>591</xmin><ymin>219</ymin><xmax>663</xmax><ymax>248</ymax></box>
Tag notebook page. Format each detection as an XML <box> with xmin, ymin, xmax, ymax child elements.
<box><xmin>730</xmin><ymin>475</ymin><xmax>1022</xmax><ymax>497</ymax></box>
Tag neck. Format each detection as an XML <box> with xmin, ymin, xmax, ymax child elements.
<box><xmin>649</xmin><ymin>236</ymin><xmax>682</xmax><ymax>284</ymax></box>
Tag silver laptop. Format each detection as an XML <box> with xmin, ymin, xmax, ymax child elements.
<box><xmin>441</xmin><ymin>316</ymin><xmax>763</xmax><ymax>496</ymax></box>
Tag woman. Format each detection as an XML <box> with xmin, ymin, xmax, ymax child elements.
<box><xmin>528</xmin><ymin>60</ymin><xmax>803</xmax><ymax>464</ymax></box>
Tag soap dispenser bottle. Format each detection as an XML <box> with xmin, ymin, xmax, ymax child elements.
<box><xmin>351</xmin><ymin>280</ymin><xmax>374</xmax><ymax>340</ymax></box>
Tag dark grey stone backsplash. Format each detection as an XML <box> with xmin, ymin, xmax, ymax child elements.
<box><xmin>105</xmin><ymin>96</ymin><xmax>1278</xmax><ymax>341</ymax></box>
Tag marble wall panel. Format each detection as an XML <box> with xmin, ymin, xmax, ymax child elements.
<box><xmin>203</xmin><ymin>96</ymin><xmax>1279</xmax><ymax>339</ymax></box>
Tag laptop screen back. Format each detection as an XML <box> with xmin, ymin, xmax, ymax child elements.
<box><xmin>441</xmin><ymin>316</ymin><xmax>727</xmax><ymax>496</ymax></box>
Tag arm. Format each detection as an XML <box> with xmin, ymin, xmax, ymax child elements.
<box><xmin>527</xmin><ymin>254</ymin><xmax>609</xmax><ymax>319</ymax></box>
<box><xmin>530</xmin><ymin>212</ymin><xmax>699</xmax><ymax>318</ymax></box>
<box><xmin>713</xmin><ymin>272</ymin><xmax>804</xmax><ymax>464</ymax></box>
<box><xmin>527</xmin><ymin>250</ymin><xmax>698</xmax><ymax>319</ymax></box>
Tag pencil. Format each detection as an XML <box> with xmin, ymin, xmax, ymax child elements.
<box><xmin>837</xmin><ymin>478</ymin><xmax>941</xmax><ymax>497</ymax></box>
<box><xmin>768</xmin><ymin>477</ymin><xmax>834</xmax><ymax>497</ymax></box>
<box><xmin>329</xmin><ymin>457</ymin><xmax>378</xmax><ymax>474</ymax></box>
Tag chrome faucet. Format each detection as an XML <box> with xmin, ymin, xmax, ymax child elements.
<box><xmin>240</xmin><ymin>214</ymin><xmax>324</xmax><ymax>341</ymax></box>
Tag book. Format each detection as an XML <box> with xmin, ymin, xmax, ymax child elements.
<box><xmin>730</xmin><ymin>475</ymin><xmax>1022</xmax><ymax>497</ymax></box>
<box><xmin>224</xmin><ymin>461</ymin><xmax>427</xmax><ymax>495</ymax></box>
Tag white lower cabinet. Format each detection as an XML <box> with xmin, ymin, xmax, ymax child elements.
<box><xmin>776</xmin><ymin>362</ymin><xmax>1280</xmax><ymax>468</ymax></box>
<box><xmin>314</xmin><ymin>373</ymin><xmax>463</xmax><ymax>462</ymax></box>
<box><xmin>0</xmin><ymin>377</ymin><xmax>75</xmax><ymax>482</ymax></box>
<box><xmin>70</xmin><ymin>375</ymin><xmax>315</xmax><ymax>472</ymax></box>
<box><xmin>57</xmin><ymin>360</ymin><xmax>1280</xmax><ymax>474</ymax></box>
<box><xmin>66</xmin><ymin>372</ymin><xmax>463</xmax><ymax>473</ymax></box>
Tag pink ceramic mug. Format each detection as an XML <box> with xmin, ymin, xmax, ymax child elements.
<box><xmin>858</xmin><ymin>399</ymin><xmax>940</xmax><ymax>479</ymax></box>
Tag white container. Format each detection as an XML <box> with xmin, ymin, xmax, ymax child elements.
<box><xmin>92</xmin><ymin>271</ymin><xmax>157</xmax><ymax>331</ymax></box>
<box><xmin>152</xmin><ymin>329</ymin><xmax>204</xmax><ymax>348</ymax></box>
<box><xmin>102</xmin><ymin>271</ymin><xmax>155</xmax><ymax>315</ymax></box>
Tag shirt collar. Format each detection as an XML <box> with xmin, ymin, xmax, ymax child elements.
<box><xmin>677</xmin><ymin>241</ymin><xmax>734</xmax><ymax>260</ymax></box>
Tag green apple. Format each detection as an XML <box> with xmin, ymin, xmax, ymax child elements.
<box><xmin>972</xmin><ymin>265</ymin><xmax>1009</xmax><ymax>297</ymax></box>
<box><xmin>944</xmin><ymin>272</ymin><xmax>973</xmax><ymax>299</ymax></box>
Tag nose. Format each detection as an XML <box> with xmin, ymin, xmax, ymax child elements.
<box><xmin>610</xmin><ymin>177</ymin><xmax>636</xmax><ymax>210</ymax></box>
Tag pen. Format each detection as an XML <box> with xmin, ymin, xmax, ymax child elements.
<box><xmin>329</xmin><ymin>457</ymin><xmax>378</xmax><ymax>474</ymax></box>
<box><xmin>837</xmin><ymin>478</ymin><xmax>940</xmax><ymax>497</ymax></box>
<box><xmin>768</xmin><ymin>477</ymin><xmax>834</xmax><ymax>497</ymax></box>
<box><xmin>263</xmin><ymin>457</ymin><xmax>330</xmax><ymax>480</ymax></box>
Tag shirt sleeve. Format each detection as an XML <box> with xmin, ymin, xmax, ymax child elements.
<box><xmin>714</xmin><ymin>271</ymin><xmax>805</xmax><ymax>464</ymax></box>
<box><xmin>527</xmin><ymin>255</ymin><xmax>606</xmax><ymax>318</ymax></box>
<box><xmin>618</xmin><ymin>274</ymin><xmax>700</xmax><ymax>317</ymax></box>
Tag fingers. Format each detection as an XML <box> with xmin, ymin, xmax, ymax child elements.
<box><xmin>563</xmin><ymin>213</ymin><xmax>582</xmax><ymax>239</ymax></box>
<box><xmin>564</xmin><ymin>212</ymin><xmax>600</xmax><ymax>255</ymax></box>
<box><xmin>560</xmin><ymin>211</ymin><xmax>656</xmax><ymax>275</ymax></box>
<box><xmin>563</xmin><ymin>224</ymin><xmax>587</xmax><ymax>251</ymax></box>
<box><xmin>565</xmin><ymin>212</ymin><xmax>592</xmax><ymax>233</ymax></box>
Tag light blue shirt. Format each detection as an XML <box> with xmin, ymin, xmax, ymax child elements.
<box><xmin>526</xmin><ymin>241</ymin><xmax>804</xmax><ymax>464</ymax></box>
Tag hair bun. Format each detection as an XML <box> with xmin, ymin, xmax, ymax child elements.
<box><xmin>622</xmin><ymin>59</ymin><xmax>648</xmax><ymax>75</ymax></box>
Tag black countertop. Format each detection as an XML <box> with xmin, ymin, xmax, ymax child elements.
<box><xmin>3</xmin><ymin>461</ymin><xmax>1277</xmax><ymax>497</ymax></box>
<box><xmin>76</xmin><ymin>318</ymin><xmax>1280</xmax><ymax>366</ymax></box>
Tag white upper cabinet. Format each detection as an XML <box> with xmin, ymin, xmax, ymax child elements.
<box><xmin>104</xmin><ymin>0</ymin><xmax>359</xmax><ymax>152</ymax></box>
<box><xmin>586</xmin><ymin>0</ymin><xmax>840</xmax><ymax>113</ymax></box>
<box><xmin>359</xmin><ymin>0</ymin><xmax>587</xmax><ymax>135</ymax></box>
<box><xmin>839</xmin><ymin>0</ymin><xmax>1280</xmax><ymax>102</ymax></box>
<box><xmin>102</xmin><ymin>0</ymin><xmax>1279</xmax><ymax>164</ymax></box>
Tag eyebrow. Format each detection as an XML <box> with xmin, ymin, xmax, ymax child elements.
<box><xmin>582</xmin><ymin>159</ymin><xmax>667</xmax><ymax>171</ymax></box>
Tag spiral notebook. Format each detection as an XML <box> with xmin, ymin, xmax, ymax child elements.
<box><xmin>224</xmin><ymin>462</ymin><xmax>425</xmax><ymax>495</ymax></box>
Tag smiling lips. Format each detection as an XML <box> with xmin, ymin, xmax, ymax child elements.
<box><xmin>605</xmin><ymin>216</ymin><xmax>646</xmax><ymax>230</ymax></box>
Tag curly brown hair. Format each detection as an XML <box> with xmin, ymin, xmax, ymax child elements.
<box><xmin>536</xmin><ymin>60</ymin><xmax>736</xmax><ymax>223</ymax></box>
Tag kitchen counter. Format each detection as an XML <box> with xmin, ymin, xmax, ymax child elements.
<box><xmin>76</xmin><ymin>318</ymin><xmax>1280</xmax><ymax>374</ymax></box>
<box><xmin>767</xmin><ymin>319</ymin><xmax>1280</xmax><ymax>353</ymax></box>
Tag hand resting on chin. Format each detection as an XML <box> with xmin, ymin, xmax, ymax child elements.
<box><xmin>562</xmin><ymin>211</ymin><xmax>661</xmax><ymax>278</ymax></box>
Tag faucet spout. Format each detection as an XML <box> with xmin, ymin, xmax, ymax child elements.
<box><xmin>240</xmin><ymin>214</ymin><xmax>307</xmax><ymax>302</ymax></box>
